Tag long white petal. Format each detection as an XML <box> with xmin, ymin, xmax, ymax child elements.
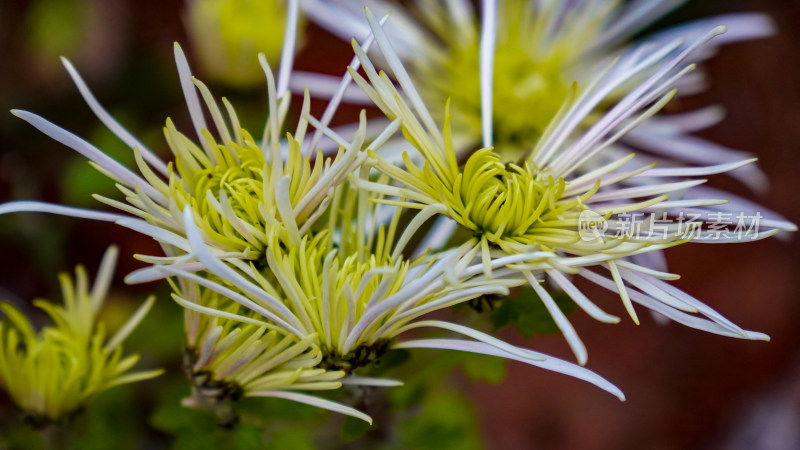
<box><xmin>302</xmin><ymin>14</ymin><xmax>390</xmax><ymax>156</ymax></box>
<box><xmin>635</xmin><ymin>159</ymin><xmax>757</xmax><ymax>178</ymax></box>
<box><xmin>364</xmin><ymin>8</ymin><xmax>443</xmax><ymax>144</ymax></box>
<box><xmin>395</xmin><ymin>339</ymin><xmax>625</xmax><ymax>401</ymax></box>
<box><xmin>248</xmin><ymin>390</ymin><xmax>372</xmax><ymax>424</ymax></box>
<box><xmin>125</xmin><ymin>262</ymin><xmax>205</xmax><ymax>284</ymax></box>
<box><xmin>169</xmin><ymin>292</ymin><xmax>276</xmax><ymax>329</ymax></box>
<box><xmin>547</xmin><ymin>269</ymin><xmax>620</xmax><ymax>324</ymax></box>
<box><xmin>589</xmin><ymin>179</ymin><xmax>707</xmax><ymax>203</ymax></box>
<box><xmin>276</xmin><ymin>0</ymin><xmax>300</xmax><ymax>98</ymax></box>
<box><xmin>11</xmin><ymin>110</ymin><xmax>166</xmax><ymax>204</ymax></box>
<box><xmin>61</xmin><ymin>57</ymin><xmax>169</xmax><ymax>176</ymax></box>
<box><xmin>479</xmin><ymin>0</ymin><xmax>497</xmax><ymax>147</ymax></box>
<box><xmin>173</xmin><ymin>43</ymin><xmax>212</xmax><ymax>156</ymax></box>
<box><xmin>580</xmin><ymin>269</ymin><xmax>769</xmax><ymax>341</ymax></box>
<box><xmin>526</xmin><ymin>272</ymin><xmax>588</xmax><ymax>365</ymax></box>
<box><xmin>0</xmin><ymin>201</ymin><xmax>128</xmax><ymax>222</ymax></box>
<box><xmin>339</xmin><ymin>376</ymin><xmax>403</xmax><ymax>387</ymax></box>
<box><xmin>116</xmin><ymin>218</ymin><xmax>191</xmax><ymax>252</ymax></box>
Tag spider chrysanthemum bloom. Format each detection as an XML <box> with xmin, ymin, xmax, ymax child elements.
<box><xmin>171</xmin><ymin>280</ymin><xmax>374</xmax><ymax>425</ymax></box>
<box><xmin>186</xmin><ymin>0</ymin><xmax>303</xmax><ymax>88</ymax></box>
<box><xmin>158</xmin><ymin>178</ymin><xmax>625</xmax><ymax>402</ymax></box>
<box><xmin>339</xmin><ymin>9</ymin><xmax>788</xmax><ymax>365</ymax></box>
<box><xmin>1</xmin><ymin>29</ymin><xmax>365</xmax><ymax>280</ymax></box>
<box><xmin>302</xmin><ymin>0</ymin><xmax>775</xmax><ymax>190</ymax></box>
<box><xmin>0</xmin><ymin>247</ymin><xmax>161</xmax><ymax>426</ymax></box>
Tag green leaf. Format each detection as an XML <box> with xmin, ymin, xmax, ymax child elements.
<box><xmin>457</xmin><ymin>353</ymin><xmax>507</xmax><ymax>384</ymax></box>
<box><xmin>264</xmin><ymin>429</ymin><xmax>315</xmax><ymax>450</ymax></box>
<box><xmin>341</xmin><ymin>415</ymin><xmax>373</xmax><ymax>442</ymax></box>
<box><xmin>233</xmin><ymin>425</ymin><xmax>266</xmax><ymax>450</ymax></box>
<box><xmin>371</xmin><ymin>348</ymin><xmax>411</xmax><ymax>375</ymax></box>
<box><xmin>493</xmin><ymin>287</ymin><xmax>576</xmax><ymax>337</ymax></box>
<box><xmin>399</xmin><ymin>391</ymin><xmax>482</xmax><ymax>450</ymax></box>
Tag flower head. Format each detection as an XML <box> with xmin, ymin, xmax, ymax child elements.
<box><xmin>303</xmin><ymin>0</ymin><xmax>776</xmax><ymax>189</ymax></box>
<box><xmin>171</xmin><ymin>279</ymin><xmax>374</xmax><ymax>424</ymax></box>
<box><xmin>0</xmin><ymin>247</ymin><xmax>161</xmax><ymax>426</ymax></box>
<box><xmin>2</xmin><ymin>25</ymin><xmax>364</xmax><ymax>280</ymax></box>
<box><xmin>338</xmin><ymin>8</ymin><xmax>784</xmax><ymax>365</ymax></box>
<box><xmin>161</xmin><ymin>178</ymin><xmax>625</xmax><ymax>401</ymax></box>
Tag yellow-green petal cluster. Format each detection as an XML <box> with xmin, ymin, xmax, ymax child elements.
<box><xmin>168</xmin><ymin>279</ymin><xmax>358</xmax><ymax>424</ymax></box>
<box><xmin>175</xmin><ymin>280</ymin><xmax>346</xmax><ymax>396</ymax></box>
<box><xmin>0</xmin><ymin>247</ymin><xmax>161</xmax><ymax>426</ymax></box>
<box><xmin>179</xmin><ymin>179</ymin><xmax>598</xmax><ymax>383</ymax></box>
<box><xmin>85</xmin><ymin>48</ymin><xmax>364</xmax><ymax>273</ymax></box>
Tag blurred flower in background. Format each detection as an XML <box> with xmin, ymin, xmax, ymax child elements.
<box><xmin>185</xmin><ymin>0</ymin><xmax>304</xmax><ymax>88</ymax></box>
<box><xmin>0</xmin><ymin>246</ymin><xmax>161</xmax><ymax>427</ymax></box>
<box><xmin>301</xmin><ymin>0</ymin><xmax>774</xmax><ymax>191</ymax></box>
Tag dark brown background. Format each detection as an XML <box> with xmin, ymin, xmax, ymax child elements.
<box><xmin>0</xmin><ymin>1</ymin><xmax>798</xmax><ymax>449</ymax></box>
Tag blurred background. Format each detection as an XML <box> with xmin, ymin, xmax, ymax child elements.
<box><xmin>0</xmin><ymin>0</ymin><xmax>798</xmax><ymax>449</ymax></box>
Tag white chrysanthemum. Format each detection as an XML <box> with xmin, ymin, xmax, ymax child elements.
<box><xmin>300</xmin><ymin>0</ymin><xmax>779</xmax><ymax>194</ymax></box>
<box><xmin>172</xmin><ymin>278</ymin><xmax>379</xmax><ymax>425</ymax></box>
<box><xmin>298</xmin><ymin>2</ymin><xmax>795</xmax><ymax>316</ymax></box>
<box><xmin>0</xmin><ymin>4</ymin><xmax>366</xmax><ymax>282</ymax></box>
<box><xmin>156</xmin><ymin>183</ymin><xmax>625</xmax><ymax>402</ymax></box>
<box><xmin>324</xmin><ymin>8</ymin><xmax>792</xmax><ymax>366</ymax></box>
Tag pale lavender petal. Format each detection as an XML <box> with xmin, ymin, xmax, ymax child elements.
<box><xmin>395</xmin><ymin>338</ymin><xmax>625</xmax><ymax>401</ymax></box>
<box><xmin>248</xmin><ymin>390</ymin><xmax>372</xmax><ymax>424</ymax></box>
<box><xmin>0</xmin><ymin>200</ymin><xmax>128</xmax><ymax>222</ymax></box>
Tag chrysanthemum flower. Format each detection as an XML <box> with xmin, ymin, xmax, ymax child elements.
<box><xmin>335</xmin><ymin>9</ymin><xmax>790</xmax><ymax>365</ymax></box>
<box><xmin>158</xmin><ymin>180</ymin><xmax>625</xmax><ymax>402</ymax></box>
<box><xmin>171</xmin><ymin>279</ymin><xmax>376</xmax><ymax>425</ymax></box>
<box><xmin>0</xmin><ymin>16</ymin><xmax>408</xmax><ymax>422</ymax></box>
<box><xmin>1</xmin><ymin>14</ymin><xmax>364</xmax><ymax>280</ymax></box>
<box><xmin>0</xmin><ymin>247</ymin><xmax>161</xmax><ymax>426</ymax></box>
<box><xmin>186</xmin><ymin>0</ymin><xmax>302</xmax><ymax>88</ymax></box>
<box><xmin>301</xmin><ymin>0</ymin><xmax>775</xmax><ymax>191</ymax></box>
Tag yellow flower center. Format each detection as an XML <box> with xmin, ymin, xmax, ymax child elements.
<box><xmin>187</xmin><ymin>0</ymin><xmax>297</xmax><ymax>88</ymax></box>
<box><xmin>448</xmin><ymin>148</ymin><xmax>584</xmax><ymax>252</ymax></box>
<box><xmin>410</xmin><ymin>0</ymin><xmax>607</xmax><ymax>161</ymax></box>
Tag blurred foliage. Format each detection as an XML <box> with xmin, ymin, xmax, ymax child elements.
<box><xmin>25</xmin><ymin>0</ymin><xmax>88</xmax><ymax>62</ymax></box>
<box><xmin>492</xmin><ymin>286</ymin><xmax>577</xmax><ymax>337</ymax></box>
